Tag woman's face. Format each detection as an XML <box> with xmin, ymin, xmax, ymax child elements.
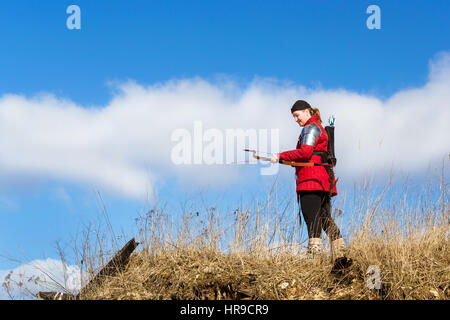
<box><xmin>292</xmin><ymin>109</ymin><xmax>311</xmax><ymax>127</ymax></box>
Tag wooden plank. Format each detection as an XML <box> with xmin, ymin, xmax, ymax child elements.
<box><xmin>77</xmin><ymin>237</ymin><xmax>139</xmax><ymax>298</ymax></box>
<box><xmin>37</xmin><ymin>237</ymin><xmax>139</xmax><ymax>300</ymax></box>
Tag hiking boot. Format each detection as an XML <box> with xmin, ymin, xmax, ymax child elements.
<box><xmin>306</xmin><ymin>237</ymin><xmax>323</xmax><ymax>257</ymax></box>
<box><xmin>330</xmin><ymin>238</ymin><xmax>353</xmax><ymax>273</ymax></box>
<box><xmin>331</xmin><ymin>238</ymin><xmax>347</xmax><ymax>259</ymax></box>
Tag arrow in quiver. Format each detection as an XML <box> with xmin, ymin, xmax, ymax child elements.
<box><xmin>324</xmin><ymin>125</ymin><xmax>336</xmax><ymax>166</ymax></box>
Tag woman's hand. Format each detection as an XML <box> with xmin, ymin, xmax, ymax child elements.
<box><xmin>270</xmin><ymin>153</ymin><xmax>280</xmax><ymax>163</ymax></box>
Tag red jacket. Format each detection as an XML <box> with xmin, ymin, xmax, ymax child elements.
<box><xmin>278</xmin><ymin>115</ymin><xmax>337</xmax><ymax>196</ymax></box>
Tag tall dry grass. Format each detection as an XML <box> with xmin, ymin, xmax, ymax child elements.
<box><xmin>69</xmin><ymin>167</ymin><xmax>449</xmax><ymax>300</ymax></box>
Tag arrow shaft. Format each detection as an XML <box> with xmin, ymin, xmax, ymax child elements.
<box><xmin>244</xmin><ymin>149</ymin><xmax>332</xmax><ymax>167</ymax></box>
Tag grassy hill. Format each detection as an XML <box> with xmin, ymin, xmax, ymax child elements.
<box><xmin>76</xmin><ymin>176</ymin><xmax>449</xmax><ymax>300</ymax></box>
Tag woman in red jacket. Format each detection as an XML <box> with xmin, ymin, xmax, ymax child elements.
<box><xmin>271</xmin><ymin>100</ymin><xmax>346</xmax><ymax>258</ymax></box>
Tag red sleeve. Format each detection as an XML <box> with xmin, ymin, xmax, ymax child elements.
<box><xmin>278</xmin><ymin>144</ymin><xmax>314</xmax><ymax>162</ymax></box>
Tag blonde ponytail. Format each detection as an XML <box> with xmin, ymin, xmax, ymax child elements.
<box><xmin>309</xmin><ymin>107</ymin><xmax>322</xmax><ymax>123</ymax></box>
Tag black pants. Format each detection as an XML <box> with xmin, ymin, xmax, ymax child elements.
<box><xmin>298</xmin><ymin>190</ymin><xmax>342</xmax><ymax>241</ymax></box>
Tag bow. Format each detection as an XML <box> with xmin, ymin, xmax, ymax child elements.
<box><xmin>242</xmin><ymin>149</ymin><xmax>333</xmax><ymax>167</ymax></box>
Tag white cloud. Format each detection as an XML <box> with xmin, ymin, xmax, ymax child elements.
<box><xmin>1</xmin><ymin>52</ymin><xmax>449</xmax><ymax>199</ymax></box>
<box><xmin>0</xmin><ymin>258</ymin><xmax>82</xmax><ymax>300</ymax></box>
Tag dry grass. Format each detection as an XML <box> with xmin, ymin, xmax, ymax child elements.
<box><xmin>79</xmin><ymin>229</ymin><xmax>448</xmax><ymax>300</ymax></box>
<box><xmin>73</xmin><ymin>169</ymin><xmax>449</xmax><ymax>300</ymax></box>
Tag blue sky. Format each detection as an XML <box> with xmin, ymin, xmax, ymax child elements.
<box><xmin>0</xmin><ymin>0</ymin><xmax>449</xmax><ymax>297</ymax></box>
<box><xmin>1</xmin><ymin>0</ymin><xmax>449</xmax><ymax>104</ymax></box>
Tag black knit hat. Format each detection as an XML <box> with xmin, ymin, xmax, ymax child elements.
<box><xmin>290</xmin><ymin>100</ymin><xmax>311</xmax><ymax>113</ymax></box>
